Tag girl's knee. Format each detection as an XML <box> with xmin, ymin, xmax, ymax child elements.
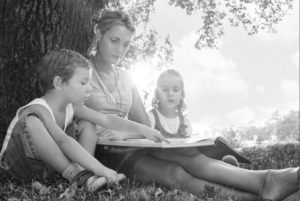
<box><xmin>77</xmin><ymin>120</ymin><xmax>96</xmax><ymax>138</ymax></box>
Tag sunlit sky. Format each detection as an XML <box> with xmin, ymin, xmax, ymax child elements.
<box><xmin>130</xmin><ymin>1</ymin><xmax>299</xmax><ymax>135</ymax></box>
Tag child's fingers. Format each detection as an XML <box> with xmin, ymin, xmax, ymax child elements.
<box><xmin>105</xmin><ymin>171</ymin><xmax>119</xmax><ymax>186</ymax></box>
<box><xmin>117</xmin><ymin>173</ymin><xmax>126</xmax><ymax>182</ymax></box>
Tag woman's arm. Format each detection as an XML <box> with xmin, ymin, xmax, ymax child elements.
<box><xmin>75</xmin><ymin>106</ymin><xmax>166</xmax><ymax>142</ymax></box>
<box><xmin>128</xmin><ymin>85</ymin><xmax>151</xmax><ymax>127</ymax></box>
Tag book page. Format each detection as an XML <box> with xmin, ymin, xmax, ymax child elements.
<box><xmin>97</xmin><ymin>136</ymin><xmax>215</xmax><ymax>148</ymax></box>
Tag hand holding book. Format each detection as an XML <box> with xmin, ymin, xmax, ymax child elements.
<box><xmin>98</xmin><ymin>129</ymin><xmax>170</xmax><ymax>143</ymax></box>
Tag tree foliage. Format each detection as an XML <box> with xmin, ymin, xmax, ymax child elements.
<box><xmin>223</xmin><ymin>110</ymin><xmax>300</xmax><ymax>146</ymax></box>
<box><xmin>116</xmin><ymin>0</ymin><xmax>295</xmax><ymax>49</ymax></box>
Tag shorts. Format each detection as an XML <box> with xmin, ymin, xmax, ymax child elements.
<box><xmin>95</xmin><ymin>145</ymin><xmax>148</xmax><ymax>176</ymax></box>
<box><xmin>1</xmin><ymin>110</ymin><xmax>75</xmax><ymax>182</ymax></box>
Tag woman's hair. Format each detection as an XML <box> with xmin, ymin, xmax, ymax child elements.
<box><xmin>151</xmin><ymin>69</ymin><xmax>187</xmax><ymax>113</ymax></box>
<box><xmin>87</xmin><ymin>9</ymin><xmax>135</xmax><ymax>57</ymax></box>
<box><xmin>38</xmin><ymin>49</ymin><xmax>91</xmax><ymax>94</ymax></box>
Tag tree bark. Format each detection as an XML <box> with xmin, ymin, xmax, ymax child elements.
<box><xmin>0</xmin><ymin>0</ymin><xmax>105</xmax><ymax>143</ymax></box>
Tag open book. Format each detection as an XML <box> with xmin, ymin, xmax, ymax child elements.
<box><xmin>97</xmin><ymin>136</ymin><xmax>251</xmax><ymax>164</ymax></box>
<box><xmin>97</xmin><ymin>135</ymin><xmax>215</xmax><ymax>148</ymax></box>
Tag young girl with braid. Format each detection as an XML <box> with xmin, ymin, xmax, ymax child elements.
<box><xmin>79</xmin><ymin>9</ymin><xmax>299</xmax><ymax>200</ymax></box>
<box><xmin>148</xmin><ymin>69</ymin><xmax>192</xmax><ymax>138</ymax></box>
<box><xmin>148</xmin><ymin>69</ymin><xmax>240</xmax><ymax>166</ymax></box>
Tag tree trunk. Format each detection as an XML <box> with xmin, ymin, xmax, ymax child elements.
<box><xmin>0</xmin><ymin>0</ymin><xmax>105</xmax><ymax>144</ymax></box>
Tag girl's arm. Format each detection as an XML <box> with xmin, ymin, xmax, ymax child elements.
<box><xmin>75</xmin><ymin>106</ymin><xmax>166</xmax><ymax>142</ymax></box>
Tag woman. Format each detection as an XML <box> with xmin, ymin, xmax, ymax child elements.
<box><xmin>79</xmin><ymin>9</ymin><xmax>299</xmax><ymax>200</ymax></box>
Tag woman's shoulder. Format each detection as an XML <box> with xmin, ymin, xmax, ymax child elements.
<box><xmin>115</xmin><ymin>67</ymin><xmax>130</xmax><ymax>77</ymax></box>
<box><xmin>146</xmin><ymin>109</ymin><xmax>156</xmax><ymax>128</ymax></box>
<box><xmin>115</xmin><ymin>67</ymin><xmax>135</xmax><ymax>86</ymax></box>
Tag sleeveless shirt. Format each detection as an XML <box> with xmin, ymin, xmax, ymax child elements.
<box><xmin>0</xmin><ymin>98</ymin><xmax>74</xmax><ymax>158</ymax></box>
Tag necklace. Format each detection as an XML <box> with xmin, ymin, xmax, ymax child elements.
<box><xmin>92</xmin><ymin>58</ymin><xmax>124</xmax><ymax>116</ymax></box>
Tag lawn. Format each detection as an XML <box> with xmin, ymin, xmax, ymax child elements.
<box><xmin>1</xmin><ymin>142</ymin><xmax>299</xmax><ymax>201</ymax></box>
<box><xmin>0</xmin><ymin>172</ymin><xmax>240</xmax><ymax>201</ymax></box>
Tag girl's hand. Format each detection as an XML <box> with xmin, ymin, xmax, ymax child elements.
<box><xmin>95</xmin><ymin>167</ymin><xmax>123</xmax><ymax>186</ymax></box>
<box><xmin>143</xmin><ymin>130</ymin><xmax>170</xmax><ymax>143</ymax></box>
<box><xmin>98</xmin><ymin>130</ymin><xmax>127</xmax><ymax>141</ymax></box>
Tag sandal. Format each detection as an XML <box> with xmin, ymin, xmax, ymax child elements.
<box><xmin>71</xmin><ymin>170</ymin><xmax>107</xmax><ymax>192</ymax></box>
<box><xmin>71</xmin><ymin>170</ymin><xmax>126</xmax><ymax>192</ymax></box>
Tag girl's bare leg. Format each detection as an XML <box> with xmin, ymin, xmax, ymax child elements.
<box><xmin>27</xmin><ymin>116</ymin><xmax>71</xmax><ymax>172</ymax></box>
<box><xmin>151</xmin><ymin>148</ymin><xmax>299</xmax><ymax>198</ymax></box>
<box><xmin>27</xmin><ymin>116</ymin><xmax>108</xmax><ymax>192</ymax></box>
<box><xmin>131</xmin><ymin>154</ymin><xmax>258</xmax><ymax>200</ymax></box>
<box><xmin>77</xmin><ymin>120</ymin><xmax>97</xmax><ymax>155</ymax></box>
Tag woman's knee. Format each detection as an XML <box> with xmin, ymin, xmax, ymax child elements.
<box><xmin>165</xmin><ymin>164</ymin><xmax>190</xmax><ymax>186</ymax></box>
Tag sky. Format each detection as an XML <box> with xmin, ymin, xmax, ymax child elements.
<box><xmin>131</xmin><ymin>0</ymin><xmax>299</xmax><ymax>135</ymax></box>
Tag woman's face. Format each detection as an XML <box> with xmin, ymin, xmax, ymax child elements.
<box><xmin>97</xmin><ymin>25</ymin><xmax>133</xmax><ymax>65</ymax></box>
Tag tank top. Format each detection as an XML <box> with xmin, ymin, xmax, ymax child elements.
<box><xmin>0</xmin><ymin>98</ymin><xmax>74</xmax><ymax>157</ymax></box>
<box><xmin>150</xmin><ymin>109</ymin><xmax>188</xmax><ymax>138</ymax></box>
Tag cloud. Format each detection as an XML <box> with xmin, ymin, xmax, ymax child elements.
<box><xmin>291</xmin><ymin>50</ymin><xmax>299</xmax><ymax>67</ymax></box>
<box><xmin>174</xmin><ymin>32</ymin><xmax>249</xmax><ymax>96</ymax></box>
<box><xmin>225</xmin><ymin>108</ymin><xmax>255</xmax><ymax>126</ymax></box>
<box><xmin>280</xmin><ymin>79</ymin><xmax>299</xmax><ymax>111</ymax></box>
<box><xmin>254</xmin><ymin>85</ymin><xmax>265</xmax><ymax>94</ymax></box>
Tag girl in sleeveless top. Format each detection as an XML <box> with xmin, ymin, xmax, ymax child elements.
<box><xmin>79</xmin><ymin>9</ymin><xmax>299</xmax><ymax>200</ymax></box>
<box><xmin>148</xmin><ymin>69</ymin><xmax>240</xmax><ymax>166</ymax></box>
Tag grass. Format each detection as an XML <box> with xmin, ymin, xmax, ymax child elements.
<box><xmin>0</xmin><ymin>172</ymin><xmax>242</xmax><ymax>201</ymax></box>
<box><xmin>1</xmin><ymin>142</ymin><xmax>298</xmax><ymax>201</ymax></box>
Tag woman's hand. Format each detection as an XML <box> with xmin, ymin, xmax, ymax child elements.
<box><xmin>99</xmin><ymin>130</ymin><xmax>142</xmax><ymax>153</ymax></box>
<box><xmin>143</xmin><ymin>130</ymin><xmax>170</xmax><ymax>143</ymax></box>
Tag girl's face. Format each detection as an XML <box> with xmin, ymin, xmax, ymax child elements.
<box><xmin>61</xmin><ymin>67</ymin><xmax>92</xmax><ymax>106</ymax></box>
<box><xmin>156</xmin><ymin>74</ymin><xmax>183</xmax><ymax>111</ymax></box>
<box><xmin>97</xmin><ymin>25</ymin><xmax>133</xmax><ymax>65</ymax></box>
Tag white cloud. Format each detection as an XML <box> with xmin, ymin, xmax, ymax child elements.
<box><xmin>225</xmin><ymin>108</ymin><xmax>255</xmax><ymax>126</ymax></box>
<box><xmin>174</xmin><ymin>32</ymin><xmax>249</xmax><ymax>96</ymax></box>
<box><xmin>291</xmin><ymin>51</ymin><xmax>299</xmax><ymax>67</ymax></box>
<box><xmin>280</xmin><ymin>79</ymin><xmax>299</xmax><ymax>111</ymax></box>
<box><xmin>254</xmin><ymin>85</ymin><xmax>265</xmax><ymax>94</ymax></box>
